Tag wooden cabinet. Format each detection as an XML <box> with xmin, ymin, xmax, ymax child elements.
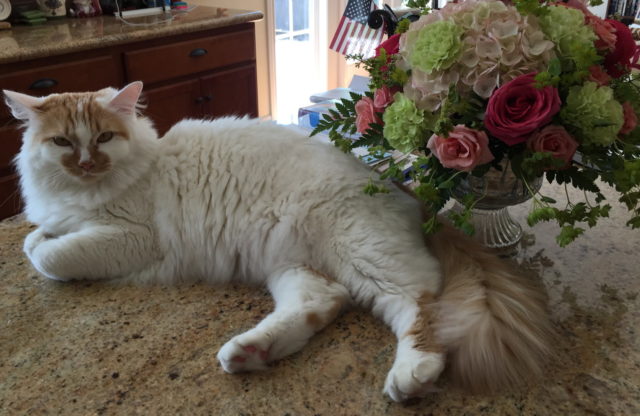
<box><xmin>0</xmin><ymin>22</ymin><xmax>258</xmax><ymax>220</ymax></box>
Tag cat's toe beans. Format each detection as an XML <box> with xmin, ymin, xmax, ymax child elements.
<box><xmin>217</xmin><ymin>335</ymin><xmax>271</xmax><ymax>373</ymax></box>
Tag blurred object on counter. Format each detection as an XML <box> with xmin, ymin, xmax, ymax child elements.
<box><xmin>18</xmin><ymin>9</ymin><xmax>48</xmax><ymax>24</ymax></box>
<box><xmin>0</xmin><ymin>0</ymin><xmax>11</xmax><ymax>21</ymax></box>
<box><xmin>70</xmin><ymin>0</ymin><xmax>103</xmax><ymax>17</ymax></box>
<box><xmin>36</xmin><ymin>0</ymin><xmax>66</xmax><ymax>17</ymax></box>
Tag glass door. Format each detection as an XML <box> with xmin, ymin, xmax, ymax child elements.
<box><xmin>273</xmin><ymin>0</ymin><xmax>328</xmax><ymax>124</ymax></box>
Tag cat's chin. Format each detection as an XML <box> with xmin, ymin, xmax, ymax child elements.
<box><xmin>73</xmin><ymin>171</ymin><xmax>107</xmax><ymax>183</ymax></box>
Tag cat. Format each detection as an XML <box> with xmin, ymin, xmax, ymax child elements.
<box><xmin>4</xmin><ymin>82</ymin><xmax>552</xmax><ymax>401</ymax></box>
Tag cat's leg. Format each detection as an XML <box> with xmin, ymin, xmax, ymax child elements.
<box><xmin>217</xmin><ymin>266</ymin><xmax>351</xmax><ymax>372</ymax></box>
<box><xmin>376</xmin><ymin>291</ymin><xmax>445</xmax><ymax>402</ymax></box>
<box><xmin>24</xmin><ymin>224</ymin><xmax>154</xmax><ymax>281</ymax></box>
<box><xmin>342</xmin><ymin>239</ymin><xmax>446</xmax><ymax>401</ymax></box>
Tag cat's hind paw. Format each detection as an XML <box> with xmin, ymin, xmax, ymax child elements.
<box><xmin>383</xmin><ymin>351</ymin><xmax>445</xmax><ymax>402</ymax></box>
<box><xmin>217</xmin><ymin>333</ymin><xmax>271</xmax><ymax>373</ymax></box>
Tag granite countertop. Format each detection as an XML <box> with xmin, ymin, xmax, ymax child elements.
<box><xmin>0</xmin><ymin>6</ymin><xmax>263</xmax><ymax>64</ymax></box>
<box><xmin>1</xmin><ymin>182</ymin><xmax>639</xmax><ymax>415</ymax></box>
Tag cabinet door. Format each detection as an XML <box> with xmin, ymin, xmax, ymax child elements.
<box><xmin>0</xmin><ymin>123</ymin><xmax>24</xmax><ymax>220</ymax></box>
<box><xmin>143</xmin><ymin>79</ymin><xmax>202</xmax><ymax>136</ymax></box>
<box><xmin>201</xmin><ymin>64</ymin><xmax>258</xmax><ymax>119</ymax></box>
<box><xmin>0</xmin><ymin>173</ymin><xmax>22</xmax><ymax>220</ymax></box>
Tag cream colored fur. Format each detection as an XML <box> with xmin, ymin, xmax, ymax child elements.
<box><xmin>4</xmin><ymin>83</ymin><xmax>552</xmax><ymax>401</ymax></box>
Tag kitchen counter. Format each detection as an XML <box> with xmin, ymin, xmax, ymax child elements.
<box><xmin>0</xmin><ymin>6</ymin><xmax>263</xmax><ymax>65</ymax></box>
<box><xmin>1</xmin><ymin>182</ymin><xmax>639</xmax><ymax>415</ymax></box>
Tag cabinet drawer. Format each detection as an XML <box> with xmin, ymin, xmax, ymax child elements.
<box><xmin>124</xmin><ymin>29</ymin><xmax>255</xmax><ymax>85</ymax></box>
<box><xmin>0</xmin><ymin>56</ymin><xmax>120</xmax><ymax>120</ymax></box>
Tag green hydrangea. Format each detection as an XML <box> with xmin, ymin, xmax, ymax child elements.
<box><xmin>560</xmin><ymin>82</ymin><xmax>624</xmax><ymax>147</ymax></box>
<box><xmin>410</xmin><ymin>20</ymin><xmax>464</xmax><ymax>74</ymax></box>
<box><xmin>539</xmin><ymin>6</ymin><xmax>597</xmax><ymax>63</ymax></box>
<box><xmin>383</xmin><ymin>93</ymin><xmax>427</xmax><ymax>153</ymax></box>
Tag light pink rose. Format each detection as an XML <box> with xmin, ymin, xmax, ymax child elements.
<box><xmin>620</xmin><ymin>101</ymin><xmax>638</xmax><ymax>135</ymax></box>
<box><xmin>427</xmin><ymin>125</ymin><xmax>494</xmax><ymax>172</ymax></box>
<box><xmin>355</xmin><ymin>96</ymin><xmax>382</xmax><ymax>133</ymax></box>
<box><xmin>373</xmin><ymin>86</ymin><xmax>397</xmax><ymax>110</ymax></box>
<box><xmin>484</xmin><ymin>73</ymin><xmax>561</xmax><ymax>146</ymax></box>
<box><xmin>588</xmin><ymin>65</ymin><xmax>611</xmax><ymax>86</ymax></box>
<box><xmin>587</xmin><ymin>15</ymin><xmax>617</xmax><ymax>52</ymax></box>
<box><xmin>527</xmin><ymin>125</ymin><xmax>579</xmax><ymax>168</ymax></box>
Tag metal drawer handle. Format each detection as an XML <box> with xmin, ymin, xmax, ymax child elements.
<box><xmin>29</xmin><ymin>78</ymin><xmax>58</xmax><ymax>90</ymax></box>
<box><xmin>189</xmin><ymin>48</ymin><xmax>208</xmax><ymax>57</ymax></box>
<box><xmin>195</xmin><ymin>95</ymin><xmax>212</xmax><ymax>104</ymax></box>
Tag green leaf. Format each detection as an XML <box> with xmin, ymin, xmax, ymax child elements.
<box><xmin>556</xmin><ymin>225</ymin><xmax>585</xmax><ymax>247</ymax></box>
<box><xmin>540</xmin><ymin>196</ymin><xmax>557</xmax><ymax>204</ymax></box>
<box><xmin>527</xmin><ymin>206</ymin><xmax>557</xmax><ymax>227</ymax></box>
<box><xmin>363</xmin><ymin>179</ymin><xmax>390</xmax><ymax>196</ymax></box>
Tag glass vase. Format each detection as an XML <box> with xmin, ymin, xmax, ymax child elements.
<box><xmin>451</xmin><ymin>159</ymin><xmax>542</xmax><ymax>249</ymax></box>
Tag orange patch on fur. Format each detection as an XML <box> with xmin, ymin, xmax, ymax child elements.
<box><xmin>35</xmin><ymin>92</ymin><xmax>129</xmax><ymax>141</ymax></box>
<box><xmin>30</xmin><ymin>91</ymin><xmax>129</xmax><ymax>179</ymax></box>
<box><xmin>405</xmin><ymin>293</ymin><xmax>444</xmax><ymax>354</ymax></box>
<box><xmin>61</xmin><ymin>145</ymin><xmax>112</xmax><ymax>179</ymax></box>
<box><xmin>305</xmin><ymin>296</ymin><xmax>345</xmax><ymax>331</ymax></box>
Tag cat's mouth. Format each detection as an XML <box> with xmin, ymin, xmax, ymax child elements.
<box><xmin>69</xmin><ymin>169</ymin><xmax>106</xmax><ymax>182</ymax></box>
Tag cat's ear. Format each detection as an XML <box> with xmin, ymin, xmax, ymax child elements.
<box><xmin>108</xmin><ymin>81</ymin><xmax>143</xmax><ymax>116</ymax></box>
<box><xmin>3</xmin><ymin>90</ymin><xmax>44</xmax><ymax>121</ymax></box>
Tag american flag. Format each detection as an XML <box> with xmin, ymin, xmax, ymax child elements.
<box><xmin>330</xmin><ymin>0</ymin><xmax>384</xmax><ymax>58</ymax></box>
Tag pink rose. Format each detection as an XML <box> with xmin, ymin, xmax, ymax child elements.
<box><xmin>375</xmin><ymin>34</ymin><xmax>400</xmax><ymax>57</ymax></box>
<box><xmin>558</xmin><ymin>0</ymin><xmax>591</xmax><ymax>14</ymax></box>
<box><xmin>484</xmin><ymin>73</ymin><xmax>561</xmax><ymax>146</ymax></box>
<box><xmin>355</xmin><ymin>96</ymin><xmax>381</xmax><ymax>133</ymax></box>
<box><xmin>587</xmin><ymin>15</ymin><xmax>617</xmax><ymax>52</ymax></box>
<box><xmin>375</xmin><ymin>34</ymin><xmax>400</xmax><ymax>73</ymax></box>
<box><xmin>373</xmin><ymin>86</ymin><xmax>397</xmax><ymax>109</ymax></box>
<box><xmin>604</xmin><ymin>19</ymin><xmax>637</xmax><ymax>78</ymax></box>
<box><xmin>427</xmin><ymin>125</ymin><xmax>494</xmax><ymax>172</ymax></box>
<box><xmin>526</xmin><ymin>125</ymin><xmax>579</xmax><ymax>168</ymax></box>
<box><xmin>620</xmin><ymin>101</ymin><xmax>637</xmax><ymax>135</ymax></box>
<box><xmin>588</xmin><ymin>65</ymin><xmax>611</xmax><ymax>86</ymax></box>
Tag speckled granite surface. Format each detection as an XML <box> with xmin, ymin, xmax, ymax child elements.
<box><xmin>1</xmin><ymin>183</ymin><xmax>639</xmax><ymax>415</ymax></box>
<box><xmin>0</xmin><ymin>6</ymin><xmax>263</xmax><ymax>64</ymax></box>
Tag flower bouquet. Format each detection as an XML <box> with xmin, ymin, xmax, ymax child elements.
<box><xmin>312</xmin><ymin>0</ymin><xmax>640</xmax><ymax>246</ymax></box>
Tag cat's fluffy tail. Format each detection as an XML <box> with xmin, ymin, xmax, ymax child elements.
<box><xmin>426</xmin><ymin>222</ymin><xmax>553</xmax><ymax>393</ymax></box>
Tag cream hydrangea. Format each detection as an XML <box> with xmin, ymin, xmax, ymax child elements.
<box><xmin>399</xmin><ymin>0</ymin><xmax>555</xmax><ymax>111</ymax></box>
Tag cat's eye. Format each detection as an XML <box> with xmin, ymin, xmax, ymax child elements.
<box><xmin>51</xmin><ymin>136</ymin><xmax>72</xmax><ymax>147</ymax></box>
<box><xmin>97</xmin><ymin>132</ymin><xmax>114</xmax><ymax>143</ymax></box>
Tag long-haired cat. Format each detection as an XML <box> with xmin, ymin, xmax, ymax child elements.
<box><xmin>4</xmin><ymin>82</ymin><xmax>552</xmax><ymax>401</ymax></box>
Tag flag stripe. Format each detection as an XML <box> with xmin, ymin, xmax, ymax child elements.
<box><xmin>329</xmin><ymin>0</ymin><xmax>384</xmax><ymax>58</ymax></box>
<box><xmin>330</xmin><ymin>16</ymin><xmax>348</xmax><ymax>51</ymax></box>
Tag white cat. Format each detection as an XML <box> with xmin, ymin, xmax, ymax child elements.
<box><xmin>4</xmin><ymin>82</ymin><xmax>552</xmax><ymax>401</ymax></box>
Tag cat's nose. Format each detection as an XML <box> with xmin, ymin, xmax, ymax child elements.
<box><xmin>78</xmin><ymin>160</ymin><xmax>95</xmax><ymax>171</ymax></box>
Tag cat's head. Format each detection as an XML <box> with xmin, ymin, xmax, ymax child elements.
<box><xmin>4</xmin><ymin>82</ymin><xmax>153</xmax><ymax>183</ymax></box>
<box><xmin>4</xmin><ymin>82</ymin><xmax>158</xmax><ymax>218</ymax></box>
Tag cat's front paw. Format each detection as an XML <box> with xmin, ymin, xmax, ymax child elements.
<box><xmin>23</xmin><ymin>228</ymin><xmax>51</xmax><ymax>256</ymax></box>
<box><xmin>383</xmin><ymin>351</ymin><xmax>445</xmax><ymax>402</ymax></box>
<box><xmin>217</xmin><ymin>330</ymin><xmax>272</xmax><ymax>373</ymax></box>
<box><xmin>24</xmin><ymin>231</ymin><xmax>68</xmax><ymax>282</ymax></box>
